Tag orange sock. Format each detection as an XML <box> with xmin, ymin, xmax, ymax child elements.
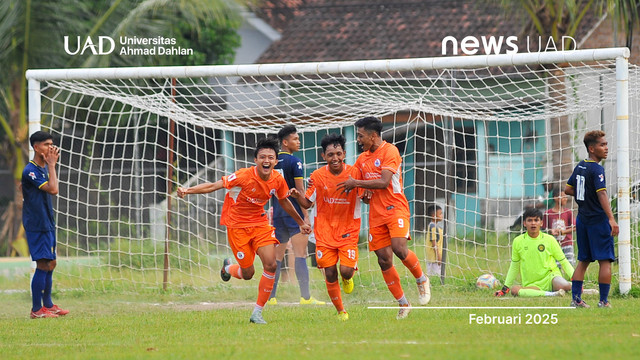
<box><xmin>325</xmin><ymin>280</ymin><xmax>344</xmax><ymax>312</ymax></box>
<box><xmin>256</xmin><ymin>271</ymin><xmax>275</xmax><ymax>307</ymax></box>
<box><xmin>228</xmin><ymin>264</ymin><xmax>242</xmax><ymax>279</ymax></box>
<box><xmin>381</xmin><ymin>266</ymin><xmax>404</xmax><ymax>300</ymax></box>
<box><xmin>401</xmin><ymin>250</ymin><xmax>424</xmax><ymax>279</ymax></box>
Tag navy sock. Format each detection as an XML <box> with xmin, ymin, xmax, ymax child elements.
<box><xmin>599</xmin><ymin>283</ymin><xmax>610</xmax><ymax>303</ymax></box>
<box><xmin>270</xmin><ymin>260</ymin><xmax>282</xmax><ymax>299</ymax></box>
<box><xmin>571</xmin><ymin>280</ymin><xmax>583</xmax><ymax>302</ymax></box>
<box><xmin>31</xmin><ymin>269</ymin><xmax>46</xmax><ymax>311</ymax></box>
<box><xmin>295</xmin><ymin>257</ymin><xmax>310</xmax><ymax>300</ymax></box>
<box><xmin>43</xmin><ymin>271</ymin><xmax>54</xmax><ymax>308</ymax></box>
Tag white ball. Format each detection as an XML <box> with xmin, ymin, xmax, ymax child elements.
<box><xmin>476</xmin><ymin>274</ymin><xmax>501</xmax><ymax>289</ymax></box>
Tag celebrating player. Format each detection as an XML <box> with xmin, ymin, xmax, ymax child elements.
<box><xmin>22</xmin><ymin>131</ymin><xmax>69</xmax><ymax>319</ymax></box>
<box><xmin>494</xmin><ymin>208</ymin><xmax>573</xmax><ymax>298</ymax></box>
<box><xmin>268</xmin><ymin>125</ymin><xmax>324</xmax><ymax>305</ymax></box>
<box><xmin>337</xmin><ymin>116</ymin><xmax>430</xmax><ymax>319</ymax></box>
<box><xmin>289</xmin><ymin>133</ymin><xmax>367</xmax><ymax>321</ymax></box>
<box><xmin>177</xmin><ymin>138</ymin><xmax>311</xmax><ymax>324</ymax></box>
<box><xmin>565</xmin><ymin>130</ymin><xmax>619</xmax><ymax>308</ymax></box>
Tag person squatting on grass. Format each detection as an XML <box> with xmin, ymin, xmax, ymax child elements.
<box><xmin>177</xmin><ymin>138</ymin><xmax>311</xmax><ymax>324</ymax></box>
<box><xmin>495</xmin><ymin>208</ymin><xmax>573</xmax><ymax>298</ymax></box>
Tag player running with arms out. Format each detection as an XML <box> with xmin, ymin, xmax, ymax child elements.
<box><xmin>177</xmin><ymin>138</ymin><xmax>311</xmax><ymax>324</ymax></box>
<box><xmin>565</xmin><ymin>130</ymin><xmax>619</xmax><ymax>308</ymax></box>
<box><xmin>22</xmin><ymin>131</ymin><xmax>69</xmax><ymax>318</ymax></box>
<box><xmin>337</xmin><ymin>116</ymin><xmax>430</xmax><ymax>319</ymax></box>
<box><xmin>494</xmin><ymin>208</ymin><xmax>573</xmax><ymax>298</ymax></box>
<box><xmin>268</xmin><ymin>125</ymin><xmax>324</xmax><ymax>305</ymax></box>
<box><xmin>289</xmin><ymin>133</ymin><xmax>369</xmax><ymax>321</ymax></box>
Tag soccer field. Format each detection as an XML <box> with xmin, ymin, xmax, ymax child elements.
<box><xmin>1</xmin><ymin>280</ymin><xmax>639</xmax><ymax>359</ymax></box>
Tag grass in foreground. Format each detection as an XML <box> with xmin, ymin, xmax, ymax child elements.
<box><xmin>1</xmin><ymin>283</ymin><xmax>639</xmax><ymax>360</ymax></box>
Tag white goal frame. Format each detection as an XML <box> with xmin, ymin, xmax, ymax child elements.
<box><xmin>26</xmin><ymin>47</ymin><xmax>633</xmax><ymax>294</ymax></box>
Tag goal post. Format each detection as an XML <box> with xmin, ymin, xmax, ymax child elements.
<box><xmin>26</xmin><ymin>47</ymin><xmax>637</xmax><ymax>295</ymax></box>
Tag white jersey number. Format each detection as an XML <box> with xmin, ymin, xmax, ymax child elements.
<box><xmin>576</xmin><ymin>175</ymin><xmax>586</xmax><ymax>201</ymax></box>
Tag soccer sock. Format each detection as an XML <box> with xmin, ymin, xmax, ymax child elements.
<box><xmin>517</xmin><ymin>289</ymin><xmax>546</xmax><ymax>297</ymax></box>
<box><xmin>325</xmin><ymin>280</ymin><xmax>344</xmax><ymax>313</ymax></box>
<box><xmin>401</xmin><ymin>250</ymin><xmax>425</xmax><ymax>280</ymax></box>
<box><xmin>42</xmin><ymin>270</ymin><xmax>54</xmax><ymax>308</ymax></box>
<box><xmin>295</xmin><ymin>257</ymin><xmax>311</xmax><ymax>300</ymax></box>
<box><xmin>31</xmin><ymin>268</ymin><xmax>46</xmax><ymax>311</ymax></box>
<box><xmin>270</xmin><ymin>260</ymin><xmax>282</xmax><ymax>299</ymax></box>
<box><xmin>256</xmin><ymin>270</ymin><xmax>276</xmax><ymax>308</ymax></box>
<box><xmin>225</xmin><ymin>264</ymin><xmax>242</xmax><ymax>279</ymax></box>
<box><xmin>571</xmin><ymin>280</ymin><xmax>584</xmax><ymax>302</ymax></box>
<box><xmin>599</xmin><ymin>283</ymin><xmax>611</xmax><ymax>303</ymax></box>
<box><xmin>381</xmin><ymin>266</ymin><xmax>405</xmax><ymax>301</ymax></box>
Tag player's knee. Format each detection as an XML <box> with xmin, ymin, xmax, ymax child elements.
<box><xmin>241</xmin><ymin>267</ymin><xmax>255</xmax><ymax>280</ymax></box>
<box><xmin>377</xmin><ymin>257</ymin><xmax>393</xmax><ymax>270</ymax></box>
<box><xmin>262</xmin><ymin>262</ymin><xmax>277</xmax><ymax>274</ymax></box>
<box><xmin>340</xmin><ymin>267</ymin><xmax>354</xmax><ymax>280</ymax></box>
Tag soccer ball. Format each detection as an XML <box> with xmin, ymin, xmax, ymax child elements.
<box><xmin>476</xmin><ymin>274</ymin><xmax>501</xmax><ymax>289</ymax></box>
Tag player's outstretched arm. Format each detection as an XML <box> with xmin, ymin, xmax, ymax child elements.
<box><xmin>288</xmin><ymin>188</ymin><xmax>313</xmax><ymax>209</ymax></box>
<box><xmin>597</xmin><ymin>189</ymin><xmax>619</xmax><ymax>236</ymax></box>
<box><xmin>177</xmin><ymin>180</ymin><xmax>223</xmax><ymax>198</ymax></box>
<box><xmin>337</xmin><ymin>169</ymin><xmax>393</xmax><ymax>192</ymax></box>
<box><xmin>278</xmin><ymin>197</ymin><xmax>311</xmax><ymax>234</ymax></box>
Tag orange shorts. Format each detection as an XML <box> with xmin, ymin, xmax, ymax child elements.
<box><xmin>226</xmin><ymin>225</ymin><xmax>279</xmax><ymax>268</ymax></box>
<box><xmin>368</xmin><ymin>217</ymin><xmax>411</xmax><ymax>252</ymax></box>
<box><xmin>316</xmin><ymin>240</ymin><xmax>359</xmax><ymax>269</ymax></box>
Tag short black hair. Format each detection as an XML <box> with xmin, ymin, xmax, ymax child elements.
<box><xmin>320</xmin><ymin>133</ymin><xmax>346</xmax><ymax>153</ymax></box>
<box><xmin>522</xmin><ymin>207</ymin><xmax>543</xmax><ymax>221</ymax></box>
<box><xmin>583</xmin><ymin>130</ymin><xmax>605</xmax><ymax>152</ymax></box>
<box><xmin>254</xmin><ymin>137</ymin><xmax>279</xmax><ymax>158</ymax></box>
<box><xmin>354</xmin><ymin>116</ymin><xmax>383</xmax><ymax>136</ymax></box>
<box><xmin>278</xmin><ymin>125</ymin><xmax>297</xmax><ymax>144</ymax></box>
<box><xmin>29</xmin><ymin>131</ymin><xmax>53</xmax><ymax>147</ymax></box>
<box><xmin>427</xmin><ymin>204</ymin><xmax>442</xmax><ymax>217</ymax></box>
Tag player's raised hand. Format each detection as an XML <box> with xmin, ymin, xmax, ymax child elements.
<box><xmin>494</xmin><ymin>285</ymin><xmax>510</xmax><ymax>297</ymax></box>
<box><xmin>177</xmin><ymin>187</ymin><xmax>188</xmax><ymax>198</ymax></box>
<box><xmin>44</xmin><ymin>145</ymin><xmax>60</xmax><ymax>166</ymax></box>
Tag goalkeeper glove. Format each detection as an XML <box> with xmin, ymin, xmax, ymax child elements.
<box><xmin>494</xmin><ymin>285</ymin><xmax>510</xmax><ymax>297</ymax></box>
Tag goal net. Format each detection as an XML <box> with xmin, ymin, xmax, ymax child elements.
<box><xmin>26</xmin><ymin>48</ymin><xmax>639</xmax><ymax>295</ymax></box>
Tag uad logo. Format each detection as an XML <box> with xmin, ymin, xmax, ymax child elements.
<box><xmin>64</xmin><ymin>36</ymin><xmax>115</xmax><ymax>55</ymax></box>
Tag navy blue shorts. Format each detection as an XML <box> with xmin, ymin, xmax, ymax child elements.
<box><xmin>273</xmin><ymin>216</ymin><xmax>301</xmax><ymax>243</ymax></box>
<box><xmin>26</xmin><ymin>230</ymin><xmax>57</xmax><ymax>261</ymax></box>
<box><xmin>575</xmin><ymin>217</ymin><xmax>615</xmax><ymax>262</ymax></box>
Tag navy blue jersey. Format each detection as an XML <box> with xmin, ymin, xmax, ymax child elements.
<box><xmin>272</xmin><ymin>152</ymin><xmax>304</xmax><ymax>218</ymax></box>
<box><xmin>566</xmin><ymin>160</ymin><xmax>607</xmax><ymax>223</ymax></box>
<box><xmin>22</xmin><ymin>161</ymin><xmax>55</xmax><ymax>232</ymax></box>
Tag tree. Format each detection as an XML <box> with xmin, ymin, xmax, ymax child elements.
<box><xmin>0</xmin><ymin>0</ymin><xmax>255</xmax><ymax>255</ymax></box>
<box><xmin>496</xmin><ymin>0</ymin><xmax>639</xmax><ymax>182</ymax></box>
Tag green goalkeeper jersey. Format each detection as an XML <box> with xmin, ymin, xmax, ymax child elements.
<box><xmin>504</xmin><ymin>232</ymin><xmax>574</xmax><ymax>288</ymax></box>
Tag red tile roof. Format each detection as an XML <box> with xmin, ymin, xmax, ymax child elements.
<box><xmin>254</xmin><ymin>0</ymin><xmax>600</xmax><ymax>63</ymax></box>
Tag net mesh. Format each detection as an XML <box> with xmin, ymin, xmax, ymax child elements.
<box><xmin>35</xmin><ymin>58</ymin><xmax>640</xmax><ymax>292</ymax></box>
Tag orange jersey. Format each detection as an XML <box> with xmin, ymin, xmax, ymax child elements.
<box><xmin>305</xmin><ymin>164</ymin><xmax>361</xmax><ymax>247</ymax></box>
<box><xmin>221</xmin><ymin>166</ymin><xmax>289</xmax><ymax>228</ymax></box>
<box><xmin>353</xmin><ymin>141</ymin><xmax>410</xmax><ymax>227</ymax></box>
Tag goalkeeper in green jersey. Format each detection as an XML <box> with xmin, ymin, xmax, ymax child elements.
<box><xmin>495</xmin><ymin>208</ymin><xmax>574</xmax><ymax>298</ymax></box>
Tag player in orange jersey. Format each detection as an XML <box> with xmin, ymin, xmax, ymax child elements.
<box><xmin>338</xmin><ymin>116</ymin><xmax>430</xmax><ymax>319</ymax></box>
<box><xmin>177</xmin><ymin>138</ymin><xmax>311</xmax><ymax>324</ymax></box>
<box><xmin>289</xmin><ymin>133</ymin><xmax>369</xmax><ymax>321</ymax></box>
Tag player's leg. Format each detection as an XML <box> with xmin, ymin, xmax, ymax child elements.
<box><xmin>27</xmin><ymin>231</ymin><xmax>59</xmax><ymax>318</ymax></box>
<box><xmin>337</xmin><ymin>240</ymin><xmax>358</xmax><ymax>294</ymax></box>
<box><xmin>319</xmin><ymin>247</ymin><xmax>346</xmax><ymax>318</ymax></box>
<box><xmin>571</xmin><ymin>217</ymin><xmax>591</xmax><ymax>307</ymax></box>
<box><xmin>222</xmin><ymin>228</ymin><xmax>257</xmax><ymax>281</ymax></box>
<box><xmin>269</xmin><ymin>218</ymin><xmax>289</xmax><ymax>304</ymax></box>
<box><xmin>249</xmin><ymin>228</ymin><xmax>279</xmax><ymax>324</ymax></box>
<box><xmin>389</xmin><ymin>218</ymin><xmax>430</xmax><ymax>305</ymax></box>
<box><xmin>593</xmin><ymin>219</ymin><xmax>615</xmax><ymax>308</ymax></box>
<box><xmin>290</xmin><ymin>230</ymin><xmax>323</xmax><ymax>304</ymax></box>
<box><xmin>552</xmin><ymin>276</ymin><xmax>572</xmax><ymax>292</ymax></box>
